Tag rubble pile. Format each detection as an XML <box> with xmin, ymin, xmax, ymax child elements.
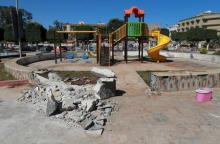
<box><xmin>18</xmin><ymin>68</ymin><xmax>118</xmax><ymax>136</ymax></box>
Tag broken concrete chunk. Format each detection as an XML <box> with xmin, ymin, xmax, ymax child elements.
<box><xmin>105</xmin><ymin>107</ymin><xmax>112</xmax><ymax>116</ymax></box>
<box><xmin>81</xmin><ymin>99</ymin><xmax>97</xmax><ymax>112</ymax></box>
<box><xmin>94</xmin><ymin>78</ymin><xmax>116</xmax><ymax>100</ymax></box>
<box><xmin>89</xmin><ymin>123</ymin><xmax>103</xmax><ymax>130</ymax></box>
<box><xmin>86</xmin><ymin>99</ymin><xmax>97</xmax><ymax>112</ymax></box>
<box><xmin>62</xmin><ymin>97</ymin><xmax>77</xmax><ymax>111</ymax></box>
<box><xmin>48</xmin><ymin>72</ymin><xmax>62</xmax><ymax>82</ymax></box>
<box><xmin>98</xmin><ymin>104</ymin><xmax>112</xmax><ymax>110</ymax></box>
<box><xmin>86</xmin><ymin>128</ymin><xmax>104</xmax><ymax>136</ymax></box>
<box><xmin>91</xmin><ymin>67</ymin><xmax>116</xmax><ymax>78</ymax></box>
<box><xmin>79</xmin><ymin>118</ymin><xmax>94</xmax><ymax>130</ymax></box>
<box><xmin>95</xmin><ymin>119</ymin><xmax>105</xmax><ymax>126</ymax></box>
<box><xmin>46</xmin><ymin>89</ymin><xmax>58</xmax><ymax>116</ymax></box>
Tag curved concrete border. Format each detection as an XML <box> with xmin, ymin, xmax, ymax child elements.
<box><xmin>160</xmin><ymin>51</ymin><xmax>220</xmax><ymax>64</ymax></box>
<box><xmin>4</xmin><ymin>51</ymin><xmax>220</xmax><ymax>84</ymax></box>
<box><xmin>4</xmin><ymin>53</ymin><xmax>56</xmax><ymax>82</ymax></box>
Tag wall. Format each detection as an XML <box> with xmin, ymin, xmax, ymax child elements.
<box><xmin>4</xmin><ymin>53</ymin><xmax>56</xmax><ymax>82</ymax></box>
<box><xmin>150</xmin><ymin>71</ymin><xmax>220</xmax><ymax>92</ymax></box>
<box><xmin>160</xmin><ymin>51</ymin><xmax>220</xmax><ymax>64</ymax></box>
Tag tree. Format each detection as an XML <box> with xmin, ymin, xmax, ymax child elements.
<box><xmin>74</xmin><ymin>25</ymin><xmax>94</xmax><ymax>41</ymax></box>
<box><xmin>107</xmin><ymin>18</ymin><xmax>125</xmax><ymax>32</ymax></box>
<box><xmin>0</xmin><ymin>6</ymin><xmax>32</xmax><ymax>28</ymax></box>
<box><xmin>0</xmin><ymin>28</ymin><xmax>4</xmax><ymax>41</ymax></box>
<box><xmin>160</xmin><ymin>28</ymin><xmax>170</xmax><ymax>36</ymax></box>
<box><xmin>53</xmin><ymin>20</ymin><xmax>63</xmax><ymax>30</ymax></box>
<box><xmin>4</xmin><ymin>24</ymin><xmax>17</xmax><ymax>42</ymax></box>
<box><xmin>47</xmin><ymin>28</ymin><xmax>66</xmax><ymax>43</ymax></box>
<box><xmin>98</xmin><ymin>26</ymin><xmax>108</xmax><ymax>36</ymax></box>
<box><xmin>205</xmin><ymin>29</ymin><xmax>217</xmax><ymax>42</ymax></box>
<box><xmin>25</xmin><ymin>22</ymin><xmax>46</xmax><ymax>44</ymax></box>
<box><xmin>171</xmin><ymin>32</ymin><xmax>187</xmax><ymax>41</ymax></box>
<box><xmin>19</xmin><ymin>9</ymin><xmax>32</xmax><ymax>27</ymax></box>
<box><xmin>186</xmin><ymin>28</ymin><xmax>206</xmax><ymax>41</ymax></box>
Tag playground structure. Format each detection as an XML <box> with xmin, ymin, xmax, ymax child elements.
<box><xmin>148</xmin><ymin>30</ymin><xmax>171</xmax><ymax>62</ymax></box>
<box><xmin>57</xmin><ymin>6</ymin><xmax>171</xmax><ymax>66</ymax></box>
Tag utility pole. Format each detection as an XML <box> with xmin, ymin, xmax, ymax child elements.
<box><xmin>16</xmin><ymin>0</ymin><xmax>22</xmax><ymax>57</ymax></box>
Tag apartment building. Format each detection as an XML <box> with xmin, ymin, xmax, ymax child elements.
<box><xmin>177</xmin><ymin>11</ymin><xmax>220</xmax><ymax>35</ymax></box>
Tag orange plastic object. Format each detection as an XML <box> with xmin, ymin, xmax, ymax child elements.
<box><xmin>124</xmin><ymin>6</ymin><xmax>145</xmax><ymax>17</ymax></box>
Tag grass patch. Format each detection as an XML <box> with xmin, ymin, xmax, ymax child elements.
<box><xmin>55</xmin><ymin>71</ymin><xmax>98</xmax><ymax>79</ymax></box>
<box><xmin>40</xmin><ymin>71</ymin><xmax>100</xmax><ymax>85</ymax></box>
<box><xmin>0</xmin><ymin>64</ymin><xmax>15</xmax><ymax>81</ymax></box>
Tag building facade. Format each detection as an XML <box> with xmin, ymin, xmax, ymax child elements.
<box><xmin>177</xmin><ymin>11</ymin><xmax>220</xmax><ymax>35</ymax></box>
<box><xmin>168</xmin><ymin>24</ymin><xmax>179</xmax><ymax>35</ymax></box>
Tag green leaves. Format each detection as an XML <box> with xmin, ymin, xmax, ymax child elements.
<box><xmin>171</xmin><ymin>28</ymin><xmax>217</xmax><ymax>42</ymax></box>
<box><xmin>107</xmin><ymin>18</ymin><xmax>125</xmax><ymax>33</ymax></box>
<box><xmin>74</xmin><ymin>25</ymin><xmax>94</xmax><ymax>41</ymax></box>
<box><xmin>25</xmin><ymin>22</ymin><xmax>46</xmax><ymax>43</ymax></box>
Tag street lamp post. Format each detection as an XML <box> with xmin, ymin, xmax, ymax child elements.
<box><xmin>16</xmin><ymin>0</ymin><xmax>22</xmax><ymax>57</ymax></box>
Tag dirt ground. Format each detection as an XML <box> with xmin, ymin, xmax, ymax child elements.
<box><xmin>1</xmin><ymin>86</ymin><xmax>220</xmax><ymax>144</ymax></box>
<box><xmin>1</xmin><ymin>58</ymin><xmax>220</xmax><ymax>144</ymax></box>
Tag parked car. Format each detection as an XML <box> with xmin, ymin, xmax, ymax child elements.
<box><xmin>39</xmin><ymin>46</ymin><xmax>53</xmax><ymax>53</ymax></box>
<box><xmin>22</xmin><ymin>46</ymin><xmax>36</xmax><ymax>51</ymax></box>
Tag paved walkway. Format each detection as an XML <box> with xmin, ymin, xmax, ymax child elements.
<box><xmin>1</xmin><ymin>58</ymin><xmax>220</xmax><ymax>144</ymax></box>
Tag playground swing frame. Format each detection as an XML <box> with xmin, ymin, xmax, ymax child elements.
<box><xmin>56</xmin><ymin>30</ymin><xmax>102</xmax><ymax>64</ymax></box>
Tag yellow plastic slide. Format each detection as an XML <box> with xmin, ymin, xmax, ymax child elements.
<box><xmin>147</xmin><ymin>30</ymin><xmax>171</xmax><ymax>62</ymax></box>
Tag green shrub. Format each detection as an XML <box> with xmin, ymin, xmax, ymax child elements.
<box><xmin>199</xmin><ymin>48</ymin><xmax>208</xmax><ymax>54</ymax></box>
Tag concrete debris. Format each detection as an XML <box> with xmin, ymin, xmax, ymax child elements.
<box><xmin>18</xmin><ymin>68</ymin><xmax>118</xmax><ymax>135</ymax></box>
<box><xmin>91</xmin><ymin>67</ymin><xmax>116</xmax><ymax>78</ymax></box>
<box><xmin>81</xmin><ymin>99</ymin><xmax>97</xmax><ymax>112</ymax></box>
<box><xmin>95</xmin><ymin>119</ymin><xmax>105</xmax><ymax>126</ymax></box>
<box><xmin>94</xmin><ymin>78</ymin><xmax>116</xmax><ymax>99</ymax></box>
<box><xmin>48</xmin><ymin>72</ymin><xmax>62</xmax><ymax>82</ymax></box>
<box><xmin>46</xmin><ymin>89</ymin><xmax>59</xmax><ymax>116</ymax></box>
<box><xmin>62</xmin><ymin>96</ymin><xmax>77</xmax><ymax>111</ymax></box>
<box><xmin>79</xmin><ymin>118</ymin><xmax>94</xmax><ymax>130</ymax></box>
<box><xmin>86</xmin><ymin>128</ymin><xmax>104</xmax><ymax>136</ymax></box>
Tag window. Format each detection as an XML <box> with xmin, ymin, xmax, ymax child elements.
<box><xmin>203</xmin><ymin>19</ymin><xmax>207</xmax><ymax>23</ymax></box>
<box><xmin>191</xmin><ymin>21</ymin><xmax>194</xmax><ymax>24</ymax></box>
<box><xmin>182</xmin><ymin>23</ymin><xmax>185</xmax><ymax>26</ymax></box>
<box><xmin>196</xmin><ymin>19</ymin><xmax>200</xmax><ymax>24</ymax></box>
<box><xmin>186</xmin><ymin>22</ymin><xmax>190</xmax><ymax>25</ymax></box>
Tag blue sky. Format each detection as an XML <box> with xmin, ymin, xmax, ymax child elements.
<box><xmin>1</xmin><ymin>0</ymin><xmax>220</xmax><ymax>28</ymax></box>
